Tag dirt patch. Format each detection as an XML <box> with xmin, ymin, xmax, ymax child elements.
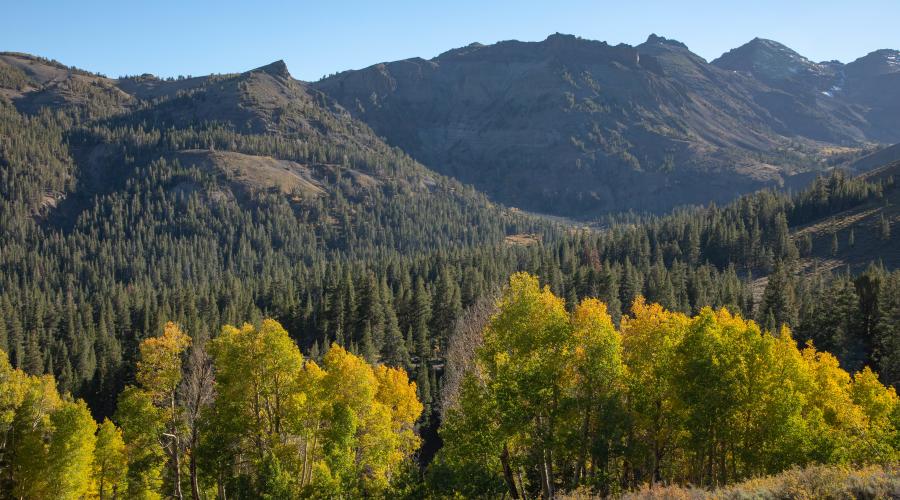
<box><xmin>505</xmin><ymin>233</ymin><xmax>541</xmax><ymax>246</ymax></box>
<box><xmin>176</xmin><ymin>149</ymin><xmax>324</xmax><ymax>197</ymax></box>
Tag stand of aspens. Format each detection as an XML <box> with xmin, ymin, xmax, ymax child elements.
<box><xmin>0</xmin><ymin>273</ymin><xmax>897</xmax><ymax>498</ymax></box>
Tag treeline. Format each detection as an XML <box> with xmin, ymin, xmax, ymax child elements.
<box><xmin>430</xmin><ymin>273</ymin><xmax>900</xmax><ymax>498</ymax></box>
<box><xmin>593</xmin><ymin>169</ymin><xmax>890</xmax><ymax>273</ymax></box>
<box><xmin>0</xmin><ymin>319</ymin><xmax>422</xmax><ymax>499</ymax></box>
<box><xmin>778</xmin><ymin>263</ymin><xmax>900</xmax><ymax>386</ymax></box>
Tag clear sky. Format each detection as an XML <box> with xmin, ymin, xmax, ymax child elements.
<box><xmin>4</xmin><ymin>1</ymin><xmax>898</xmax><ymax>82</ymax></box>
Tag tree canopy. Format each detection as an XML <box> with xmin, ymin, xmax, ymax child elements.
<box><xmin>431</xmin><ymin>273</ymin><xmax>900</xmax><ymax>498</ymax></box>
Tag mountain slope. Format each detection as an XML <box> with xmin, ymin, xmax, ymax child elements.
<box><xmin>711</xmin><ymin>37</ymin><xmax>839</xmax><ymax>91</ymax></box>
<box><xmin>793</xmin><ymin>159</ymin><xmax>900</xmax><ymax>274</ymax></box>
<box><xmin>314</xmin><ymin>34</ymin><xmax>900</xmax><ymax>216</ymax></box>
<box><xmin>841</xmin><ymin>49</ymin><xmax>900</xmax><ymax>141</ymax></box>
<box><xmin>0</xmin><ymin>52</ymin><xmax>538</xmax><ymax>255</ymax></box>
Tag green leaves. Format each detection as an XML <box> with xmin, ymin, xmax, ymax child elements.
<box><xmin>204</xmin><ymin>321</ymin><xmax>422</xmax><ymax>497</ymax></box>
<box><xmin>435</xmin><ymin>273</ymin><xmax>900</xmax><ymax>496</ymax></box>
<box><xmin>93</xmin><ymin>418</ymin><xmax>128</xmax><ymax>500</ymax></box>
<box><xmin>0</xmin><ymin>349</ymin><xmax>101</xmax><ymax>499</ymax></box>
<box><xmin>48</xmin><ymin>400</ymin><xmax>98</xmax><ymax>500</ymax></box>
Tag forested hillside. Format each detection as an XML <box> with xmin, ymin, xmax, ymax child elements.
<box><xmin>1</xmin><ymin>51</ymin><xmax>899</xmax><ymax>498</ymax></box>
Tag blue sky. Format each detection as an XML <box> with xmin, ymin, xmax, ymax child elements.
<box><xmin>4</xmin><ymin>1</ymin><xmax>898</xmax><ymax>81</ymax></box>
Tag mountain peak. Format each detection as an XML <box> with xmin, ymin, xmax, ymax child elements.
<box><xmin>846</xmin><ymin>49</ymin><xmax>900</xmax><ymax>78</ymax></box>
<box><xmin>749</xmin><ymin>37</ymin><xmax>784</xmax><ymax>47</ymax></box>
<box><xmin>712</xmin><ymin>37</ymin><xmax>827</xmax><ymax>83</ymax></box>
<box><xmin>545</xmin><ymin>32</ymin><xmax>579</xmax><ymax>42</ymax></box>
<box><xmin>249</xmin><ymin>59</ymin><xmax>291</xmax><ymax>79</ymax></box>
<box><xmin>718</xmin><ymin>37</ymin><xmax>805</xmax><ymax>62</ymax></box>
<box><xmin>644</xmin><ymin>33</ymin><xmax>688</xmax><ymax>50</ymax></box>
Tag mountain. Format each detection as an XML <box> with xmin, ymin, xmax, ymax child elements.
<box><xmin>0</xmin><ymin>51</ymin><xmax>535</xmax><ymax>253</ymax></box>
<box><xmin>711</xmin><ymin>37</ymin><xmax>839</xmax><ymax>91</ymax></box>
<box><xmin>314</xmin><ymin>34</ymin><xmax>900</xmax><ymax>216</ymax></box>
<box><xmin>793</xmin><ymin>159</ymin><xmax>900</xmax><ymax>274</ymax></box>
<box><xmin>0</xmin><ymin>51</ymin><xmax>550</xmax><ymax>417</ymax></box>
<box><xmin>841</xmin><ymin>49</ymin><xmax>900</xmax><ymax>140</ymax></box>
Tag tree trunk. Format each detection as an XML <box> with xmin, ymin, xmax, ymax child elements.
<box><xmin>542</xmin><ymin>447</ymin><xmax>554</xmax><ymax>499</ymax></box>
<box><xmin>652</xmin><ymin>399</ymin><xmax>662</xmax><ymax>483</ymax></box>
<box><xmin>190</xmin><ymin>438</ymin><xmax>200</xmax><ymax>500</ymax></box>
<box><xmin>217</xmin><ymin>474</ymin><xmax>227</xmax><ymax>500</ymax></box>
<box><xmin>575</xmin><ymin>404</ymin><xmax>591</xmax><ymax>487</ymax></box>
<box><xmin>172</xmin><ymin>434</ymin><xmax>183</xmax><ymax>500</ymax></box>
<box><xmin>517</xmin><ymin>468</ymin><xmax>529</xmax><ymax>500</ymax></box>
<box><xmin>500</xmin><ymin>442</ymin><xmax>520</xmax><ymax>499</ymax></box>
<box><xmin>171</xmin><ymin>391</ymin><xmax>184</xmax><ymax>500</ymax></box>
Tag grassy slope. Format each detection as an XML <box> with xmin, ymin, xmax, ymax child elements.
<box><xmin>560</xmin><ymin>464</ymin><xmax>899</xmax><ymax>499</ymax></box>
<box><xmin>793</xmin><ymin>161</ymin><xmax>900</xmax><ymax>275</ymax></box>
<box><xmin>748</xmin><ymin>160</ymin><xmax>900</xmax><ymax>299</ymax></box>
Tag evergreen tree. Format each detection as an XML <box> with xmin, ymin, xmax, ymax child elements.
<box><xmin>759</xmin><ymin>261</ymin><xmax>798</xmax><ymax>331</ymax></box>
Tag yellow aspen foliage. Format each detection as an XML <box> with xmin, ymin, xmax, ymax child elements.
<box><xmin>0</xmin><ymin>349</ymin><xmax>101</xmax><ymax>499</ymax></box>
<box><xmin>619</xmin><ymin>297</ymin><xmax>690</xmax><ymax>483</ymax></box>
<box><xmin>374</xmin><ymin>363</ymin><xmax>424</xmax><ymax>457</ymax></box>
<box><xmin>566</xmin><ymin>298</ymin><xmax>624</xmax><ymax>484</ymax></box>
<box><xmin>851</xmin><ymin>367</ymin><xmax>899</xmax><ymax>426</ymax></box>
<box><xmin>136</xmin><ymin>321</ymin><xmax>191</xmax><ymax>404</ymax></box>
<box><xmin>849</xmin><ymin>367</ymin><xmax>900</xmax><ymax>462</ymax></box>
<box><xmin>210</xmin><ymin>319</ymin><xmax>303</xmax><ymax>456</ymax></box>
<box><xmin>203</xmin><ymin>323</ymin><xmax>422</xmax><ymax>497</ymax></box>
<box><xmin>0</xmin><ymin>315</ymin><xmax>425</xmax><ymax>500</ymax></box>
<box><xmin>119</xmin><ymin>322</ymin><xmax>192</xmax><ymax>500</ymax></box>
<box><xmin>571</xmin><ymin>298</ymin><xmax>622</xmax><ymax>387</ymax></box>
<box><xmin>9</xmin><ymin>374</ymin><xmax>63</xmax><ymax>499</ymax></box>
<box><xmin>434</xmin><ymin>273</ymin><xmax>900</xmax><ymax>497</ymax></box>
<box><xmin>323</xmin><ymin>344</ymin><xmax>377</xmax><ymax>416</ymax></box>
<box><xmin>48</xmin><ymin>399</ymin><xmax>98</xmax><ymax>500</ymax></box>
<box><xmin>116</xmin><ymin>386</ymin><xmax>164</xmax><ymax>500</ymax></box>
<box><xmin>92</xmin><ymin>418</ymin><xmax>129</xmax><ymax>500</ymax></box>
<box><xmin>0</xmin><ymin>351</ymin><xmax>26</xmax><ymax>437</ymax></box>
<box><xmin>319</xmin><ymin>344</ymin><xmax>420</xmax><ymax>493</ymax></box>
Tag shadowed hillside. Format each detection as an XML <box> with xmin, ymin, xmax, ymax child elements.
<box><xmin>315</xmin><ymin>34</ymin><xmax>900</xmax><ymax>216</ymax></box>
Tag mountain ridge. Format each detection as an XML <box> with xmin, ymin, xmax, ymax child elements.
<box><xmin>3</xmin><ymin>32</ymin><xmax>899</xmax><ymax>218</ymax></box>
<box><xmin>313</xmin><ymin>33</ymin><xmax>899</xmax><ymax>216</ymax></box>
<box><xmin>0</xmin><ymin>49</ymin><xmax>539</xmax><ymax>257</ymax></box>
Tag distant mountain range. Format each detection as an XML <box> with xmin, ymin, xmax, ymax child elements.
<box><xmin>314</xmin><ymin>34</ymin><xmax>900</xmax><ymax>215</ymax></box>
<box><xmin>3</xmin><ymin>34</ymin><xmax>900</xmax><ymax>218</ymax></box>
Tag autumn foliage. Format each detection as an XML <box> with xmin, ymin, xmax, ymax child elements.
<box><xmin>0</xmin><ymin>274</ymin><xmax>897</xmax><ymax>498</ymax></box>
<box><xmin>0</xmin><ymin>319</ymin><xmax>421</xmax><ymax>498</ymax></box>
<box><xmin>431</xmin><ymin>273</ymin><xmax>900</xmax><ymax>498</ymax></box>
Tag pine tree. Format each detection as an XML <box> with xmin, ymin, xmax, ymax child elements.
<box><xmin>759</xmin><ymin>261</ymin><xmax>798</xmax><ymax>330</ymax></box>
<box><xmin>416</xmin><ymin>359</ymin><xmax>432</xmax><ymax>412</ymax></box>
<box><xmin>431</xmin><ymin>267</ymin><xmax>462</xmax><ymax>353</ymax></box>
<box><xmin>360</xmin><ymin>321</ymin><xmax>378</xmax><ymax>364</ymax></box>
<box><xmin>412</xmin><ymin>278</ymin><xmax>432</xmax><ymax>359</ymax></box>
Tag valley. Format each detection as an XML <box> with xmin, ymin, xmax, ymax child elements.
<box><xmin>1</xmin><ymin>25</ymin><xmax>899</xmax><ymax>499</ymax></box>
